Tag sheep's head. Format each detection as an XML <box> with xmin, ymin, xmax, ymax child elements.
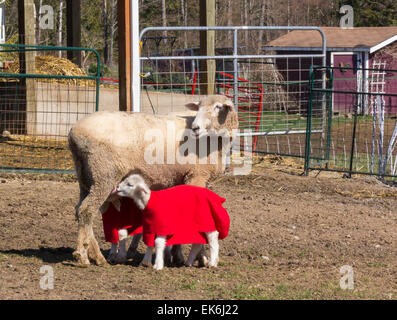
<box><xmin>113</xmin><ymin>174</ymin><xmax>151</xmax><ymax>210</ymax></box>
<box><xmin>186</xmin><ymin>95</ymin><xmax>238</xmax><ymax>139</ymax></box>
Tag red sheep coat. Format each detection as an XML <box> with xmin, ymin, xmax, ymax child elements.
<box><xmin>101</xmin><ymin>198</ymin><xmax>143</xmax><ymax>243</ymax></box>
<box><xmin>101</xmin><ymin>186</ymin><xmax>230</xmax><ymax>246</ymax></box>
<box><xmin>141</xmin><ymin>185</ymin><xmax>230</xmax><ymax>247</ymax></box>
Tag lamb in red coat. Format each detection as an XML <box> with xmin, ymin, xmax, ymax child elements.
<box><xmin>100</xmin><ymin>197</ymin><xmax>143</xmax><ymax>264</ymax></box>
<box><xmin>112</xmin><ymin>173</ymin><xmax>230</xmax><ymax>270</ymax></box>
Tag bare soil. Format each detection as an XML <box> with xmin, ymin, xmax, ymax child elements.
<box><xmin>1</xmin><ymin>156</ymin><xmax>397</xmax><ymax>300</ymax></box>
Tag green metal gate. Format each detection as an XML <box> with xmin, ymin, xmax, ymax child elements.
<box><xmin>0</xmin><ymin>44</ymin><xmax>100</xmax><ymax>174</ymax></box>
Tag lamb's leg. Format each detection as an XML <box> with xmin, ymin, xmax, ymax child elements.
<box><xmin>141</xmin><ymin>246</ymin><xmax>153</xmax><ymax>267</ymax></box>
<box><xmin>127</xmin><ymin>233</ymin><xmax>142</xmax><ymax>259</ymax></box>
<box><xmin>205</xmin><ymin>231</ymin><xmax>219</xmax><ymax>268</ymax></box>
<box><xmin>185</xmin><ymin>174</ymin><xmax>210</xmax><ymax>267</ymax></box>
<box><xmin>186</xmin><ymin>244</ymin><xmax>203</xmax><ymax>267</ymax></box>
<box><xmin>114</xmin><ymin>229</ymin><xmax>128</xmax><ymax>264</ymax></box>
<box><xmin>153</xmin><ymin>236</ymin><xmax>167</xmax><ymax>270</ymax></box>
<box><xmin>171</xmin><ymin>245</ymin><xmax>185</xmax><ymax>266</ymax></box>
<box><xmin>164</xmin><ymin>246</ymin><xmax>172</xmax><ymax>266</ymax></box>
<box><xmin>107</xmin><ymin>242</ymin><xmax>119</xmax><ymax>264</ymax></box>
<box><xmin>74</xmin><ymin>191</ymin><xmax>108</xmax><ymax>266</ymax></box>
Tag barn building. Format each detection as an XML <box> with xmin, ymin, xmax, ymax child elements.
<box><xmin>264</xmin><ymin>27</ymin><xmax>397</xmax><ymax>115</ymax></box>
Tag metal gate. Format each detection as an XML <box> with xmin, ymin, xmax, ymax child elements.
<box><xmin>139</xmin><ymin>26</ymin><xmax>327</xmax><ymax>157</ymax></box>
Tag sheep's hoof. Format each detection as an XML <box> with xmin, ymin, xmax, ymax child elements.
<box><xmin>114</xmin><ymin>253</ymin><xmax>127</xmax><ymax>264</ymax></box>
<box><xmin>126</xmin><ymin>247</ymin><xmax>137</xmax><ymax>259</ymax></box>
<box><xmin>107</xmin><ymin>252</ymin><xmax>118</xmax><ymax>264</ymax></box>
<box><xmin>72</xmin><ymin>250</ymin><xmax>90</xmax><ymax>266</ymax></box>
<box><xmin>140</xmin><ymin>260</ymin><xmax>152</xmax><ymax>268</ymax></box>
<box><xmin>153</xmin><ymin>263</ymin><xmax>164</xmax><ymax>271</ymax></box>
<box><xmin>208</xmin><ymin>261</ymin><xmax>218</xmax><ymax>268</ymax></box>
<box><xmin>90</xmin><ymin>253</ymin><xmax>108</xmax><ymax>266</ymax></box>
<box><xmin>198</xmin><ymin>254</ymin><xmax>209</xmax><ymax>268</ymax></box>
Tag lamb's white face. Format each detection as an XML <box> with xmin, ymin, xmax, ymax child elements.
<box><xmin>113</xmin><ymin>174</ymin><xmax>150</xmax><ymax>210</ymax></box>
<box><xmin>186</xmin><ymin>95</ymin><xmax>236</xmax><ymax>139</ymax></box>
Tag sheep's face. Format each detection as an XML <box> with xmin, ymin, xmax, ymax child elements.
<box><xmin>186</xmin><ymin>95</ymin><xmax>238</xmax><ymax>139</ymax></box>
<box><xmin>113</xmin><ymin>174</ymin><xmax>150</xmax><ymax>210</ymax></box>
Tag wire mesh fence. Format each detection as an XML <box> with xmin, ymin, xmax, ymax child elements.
<box><xmin>305</xmin><ymin>66</ymin><xmax>397</xmax><ymax>178</ymax></box>
<box><xmin>0</xmin><ymin>44</ymin><xmax>100</xmax><ymax>173</ymax></box>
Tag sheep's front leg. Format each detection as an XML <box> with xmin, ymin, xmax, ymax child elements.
<box><xmin>153</xmin><ymin>236</ymin><xmax>167</xmax><ymax>271</ymax></box>
<box><xmin>185</xmin><ymin>244</ymin><xmax>203</xmax><ymax>267</ymax></box>
<box><xmin>205</xmin><ymin>231</ymin><xmax>219</xmax><ymax>268</ymax></box>
<box><xmin>140</xmin><ymin>246</ymin><xmax>153</xmax><ymax>267</ymax></box>
<box><xmin>114</xmin><ymin>229</ymin><xmax>128</xmax><ymax>264</ymax></box>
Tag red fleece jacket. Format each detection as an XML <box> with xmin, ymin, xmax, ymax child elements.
<box><xmin>101</xmin><ymin>186</ymin><xmax>229</xmax><ymax>246</ymax></box>
<box><xmin>141</xmin><ymin>185</ymin><xmax>230</xmax><ymax>247</ymax></box>
<box><xmin>101</xmin><ymin>198</ymin><xmax>142</xmax><ymax>243</ymax></box>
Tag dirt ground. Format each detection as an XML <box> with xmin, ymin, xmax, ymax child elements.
<box><xmin>1</xmin><ymin>156</ymin><xmax>397</xmax><ymax>300</ymax></box>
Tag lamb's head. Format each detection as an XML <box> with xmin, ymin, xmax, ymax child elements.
<box><xmin>186</xmin><ymin>95</ymin><xmax>238</xmax><ymax>139</ymax></box>
<box><xmin>113</xmin><ymin>174</ymin><xmax>151</xmax><ymax>210</ymax></box>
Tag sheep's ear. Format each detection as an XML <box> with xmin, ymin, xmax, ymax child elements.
<box><xmin>185</xmin><ymin>101</ymin><xmax>200</xmax><ymax>111</ymax></box>
<box><xmin>214</xmin><ymin>99</ymin><xmax>234</xmax><ymax>113</ymax></box>
<box><xmin>221</xmin><ymin>98</ymin><xmax>235</xmax><ymax>111</ymax></box>
<box><xmin>214</xmin><ymin>99</ymin><xmax>234</xmax><ymax>111</ymax></box>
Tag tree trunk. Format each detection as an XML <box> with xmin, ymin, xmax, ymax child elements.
<box><xmin>226</xmin><ymin>0</ymin><xmax>232</xmax><ymax>43</ymax></box>
<box><xmin>162</xmin><ymin>0</ymin><xmax>167</xmax><ymax>45</ymax></box>
<box><xmin>36</xmin><ymin>0</ymin><xmax>43</xmax><ymax>45</ymax></box>
<box><xmin>58</xmin><ymin>0</ymin><xmax>64</xmax><ymax>57</ymax></box>
<box><xmin>109</xmin><ymin>0</ymin><xmax>117</xmax><ymax>67</ymax></box>
<box><xmin>180</xmin><ymin>0</ymin><xmax>187</xmax><ymax>47</ymax></box>
<box><xmin>103</xmin><ymin>0</ymin><xmax>109</xmax><ymax>65</ymax></box>
<box><xmin>258</xmin><ymin>0</ymin><xmax>266</xmax><ymax>54</ymax></box>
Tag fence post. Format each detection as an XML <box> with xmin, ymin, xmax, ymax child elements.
<box><xmin>304</xmin><ymin>66</ymin><xmax>315</xmax><ymax>175</ymax></box>
<box><xmin>66</xmin><ymin>0</ymin><xmax>82</xmax><ymax>67</ymax></box>
<box><xmin>18</xmin><ymin>0</ymin><xmax>36</xmax><ymax>136</ymax></box>
<box><xmin>117</xmin><ymin>0</ymin><xmax>131</xmax><ymax>111</ymax></box>
<box><xmin>199</xmin><ymin>0</ymin><xmax>216</xmax><ymax>95</ymax></box>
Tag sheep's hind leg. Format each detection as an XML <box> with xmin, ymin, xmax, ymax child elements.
<box><xmin>107</xmin><ymin>242</ymin><xmax>119</xmax><ymax>264</ymax></box>
<box><xmin>127</xmin><ymin>233</ymin><xmax>142</xmax><ymax>259</ymax></box>
<box><xmin>140</xmin><ymin>246</ymin><xmax>153</xmax><ymax>267</ymax></box>
<box><xmin>114</xmin><ymin>229</ymin><xmax>128</xmax><ymax>264</ymax></box>
<box><xmin>171</xmin><ymin>245</ymin><xmax>185</xmax><ymax>266</ymax></box>
<box><xmin>186</xmin><ymin>244</ymin><xmax>203</xmax><ymax>267</ymax></box>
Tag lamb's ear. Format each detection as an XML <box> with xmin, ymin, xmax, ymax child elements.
<box><xmin>185</xmin><ymin>101</ymin><xmax>200</xmax><ymax>111</ymax></box>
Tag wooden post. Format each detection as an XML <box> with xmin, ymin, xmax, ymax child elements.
<box><xmin>66</xmin><ymin>0</ymin><xmax>81</xmax><ymax>67</ymax></box>
<box><xmin>18</xmin><ymin>0</ymin><xmax>36</xmax><ymax>135</ymax></box>
<box><xmin>199</xmin><ymin>0</ymin><xmax>216</xmax><ymax>95</ymax></box>
<box><xmin>117</xmin><ymin>0</ymin><xmax>131</xmax><ymax>111</ymax></box>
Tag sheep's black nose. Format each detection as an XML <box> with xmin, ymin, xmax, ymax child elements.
<box><xmin>192</xmin><ymin>126</ymin><xmax>200</xmax><ymax>133</ymax></box>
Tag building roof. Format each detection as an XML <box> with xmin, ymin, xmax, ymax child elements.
<box><xmin>265</xmin><ymin>27</ymin><xmax>397</xmax><ymax>53</ymax></box>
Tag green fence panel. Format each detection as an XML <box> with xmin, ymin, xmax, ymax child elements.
<box><xmin>0</xmin><ymin>44</ymin><xmax>100</xmax><ymax>174</ymax></box>
<box><xmin>305</xmin><ymin>65</ymin><xmax>397</xmax><ymax>179</ymax></box>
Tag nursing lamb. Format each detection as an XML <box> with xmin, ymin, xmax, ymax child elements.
<box><xmin>113</xmin><ymin>173</ymin><xmax>230</xmax><ymax>270</ymax></box>
<box><xmin>68</xmin><ymin>95</ymin><xmax>238</xmax><ymax>265</ymax></box>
